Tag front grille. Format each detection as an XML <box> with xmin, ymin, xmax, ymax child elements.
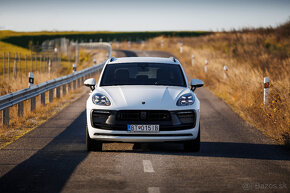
<box><xmin>91</xmin><ymin>110</ymin><xmax>196</xmax><ymax>131</ymax></box>
<box><xmin>116</xmin><ymin>110</ymin><xmax>171</xmax><ymax>121</ymax></box>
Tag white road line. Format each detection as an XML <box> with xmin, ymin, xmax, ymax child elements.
<box><xmin>143</xmin><ymin>160</ymin><xmax>155</xmax><ymax>173</ymax></box>
<box><xmin>148</xmin><ymin>187</ymin><xmax>160</xmax><ymax>193</ymax></box>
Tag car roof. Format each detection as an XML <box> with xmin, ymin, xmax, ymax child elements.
<box><xmin>108</xmin><ymin>57</ymin><xmax>180</xmax><ymax>65</ymax></box>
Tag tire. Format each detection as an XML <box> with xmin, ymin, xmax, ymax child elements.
<box><xmin>184</xmin><ymin>125</ymin><xmax>200</xmax><ymax>152</ymax></box>
<box><xmin>86</xmin><ymin>125</ymin><xmax>102</xmax><ymax>152</ymax></box>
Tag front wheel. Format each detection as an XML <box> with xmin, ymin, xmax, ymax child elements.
<box><xmin>184</xmin><ymin>125</ymin><xmax>200</xmax><ymax>152</ymax></box>
<box><xmin>86</xmin><ymin>125</ymin><xmax>102</xmax><ymax>152</ymax></box>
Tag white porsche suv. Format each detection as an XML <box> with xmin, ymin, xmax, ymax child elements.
<box><xmin>84</xmin><ymin>56</ymin><xmax>203</xmax><ymax>152</ymax></box>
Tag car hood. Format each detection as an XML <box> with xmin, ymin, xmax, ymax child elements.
<box><xmin>95</xmin><ymin>86</ymin><xmax>191</xmax><ymax>110</ymax></box>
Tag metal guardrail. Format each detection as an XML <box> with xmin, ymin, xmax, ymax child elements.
<box><xmin>0</xmin><ymin>42</ymin><xmax>112</xmax><ymax>126</ymax></box>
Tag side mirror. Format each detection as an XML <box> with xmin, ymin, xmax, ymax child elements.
<box><xmin>84</xmin><ymin>78</ymin><xmax>96</xmax><ymax>91</ymax></box>
<box><xmin>190</xmin><ymin>79</ymin><xmax>204</xmax><ymax>92</ymax></box>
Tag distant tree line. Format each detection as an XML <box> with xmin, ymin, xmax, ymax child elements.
<box><xmin>1</xmin><ymin>31</ymin><xmax>210</xmax><ymax>49</ymax></box>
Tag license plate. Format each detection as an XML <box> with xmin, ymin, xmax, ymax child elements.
<box><xmin>128</xmin><ymin>125</ymin><xmax>160</xmax><ymax>133</ymax></box>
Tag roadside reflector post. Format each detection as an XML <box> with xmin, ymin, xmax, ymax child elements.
<box><xmin>141</xmin><ymin>41</ymin><xmax>145</xmax><ymax>48</ymax></box>
<box><xmin>28</xmin><ymin>72</ymin><xmax>34</xmax><ymax>88</ymax></box>
<box><xmin>179</xmin><ymin>42</ymin><xmax>183</xmax><ymax>54</ymax></box>
<box><xmin>223</xmin><ymin>65</ymin><xmax>229</xmax><ymax>79</ymax></box>
<box><xmin>204</xmin><ymin>60</ymin><xmax>208</xmax><ymax>74</ymax></box>
<box><xmin>264</xmin><ymin>77</ymin><xmax>270</xmax><ymax>105</ymax></box>
<box><xmin>192</xmin><ymin>54</ymin><xmax>195</xmax><ymax>66</ymax></box>
<box><xmin>93</xmin><ymin>59</ymin><xmax>97</xmax><ymax>65</ymax></box>
<box><xmin>73</xmin><ymin>63</ymin><xmax>77</xmax><ymax>73</ymax></box>
<box><xmin>128</xmin><ymin>41</ymin><xmax>131</xmax><ymax>48</ymax></box>
<box><xmin>161</xmin><ymin>40</ymin><xmax>164</xmax><ymax>48</ymax></box>
<box><xmin>204</xmin><ymin>66</ymin><xmax>208</xmax><ymax>73</ymax></box>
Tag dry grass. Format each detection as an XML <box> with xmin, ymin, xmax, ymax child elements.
<box><xmin>0</xmin><ymin>44</ymin><xmax>107</xmax><ymax>149</ymax></box>
<box><xmin>114</xmin><ymin>22</ymin><xmax>290</xmax><ymax>147</ymax></box>
<box><xmin>0</xmin><ymin>72</ymin><xmax>100</xmax><ymax>149</ymax></box>
<box><xmin>0</xmin><ymin>85</ymin><xmax>86</xmax><ymax>149</ymax></box>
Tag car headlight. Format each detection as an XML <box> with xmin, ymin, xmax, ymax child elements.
<box><xmin>176</xmin><ymin>93</ymin><xmax>195</xmax><ymax>106</ymax></box>
<box><xmin>92</xmin><ymin>93</ymin><xmax>111</xmax><ymax>106</ymax></box>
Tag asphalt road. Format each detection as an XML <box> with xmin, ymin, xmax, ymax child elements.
<box><xmin>0</xmin><ymin>50</ymin><xmax>289</xmax><ymax>193</ymax></box>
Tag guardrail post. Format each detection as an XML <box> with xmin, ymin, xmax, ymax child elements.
<box><xmin>2</xmin><ymin>108</ymin><xmax>9</xmax><ymax>126</ymax></box>
<box><xmin>49</xmin><ymin>89</ymin><xmax>54</xmax><ymax>102</ymax></box>
<box><xmin>68</xmin><ymin>82</ymin><xmax>71</xmax><ymax>91</ymax></box>
<box><xmin>73</xmin><ymin>80</ymin><xmax>76</xmax><ymax>90</ymax></box>
<box><xmin>41</xmin><ymin>93</ymin><xmax>45</xmax><ymax>106</ymax></box>
<box><xmin>77</xmin><ymin>78</ymin><xmax>81</xmax><ymax>88</ymax></box>
<box><xmin>30</xmin><ymin>97</ymin><xmax>36</xmax><ymax>111</ymax></box>
<box><xmin>17</xmin><ymin>101</ymin><xmax>24</xmax><ymax>117</ymax></box>
<box><xmin>56</xmin><ymin>87</ymin><xmax>61</xmax><ymax>98</ymax></box>
<box><xmin>62</xmin><ymin>84</ymin><xmax>66</xmax><ymax>96</ymax></box>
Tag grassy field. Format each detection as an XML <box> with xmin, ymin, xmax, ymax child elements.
<box><xmin>114</xmin><ymin>21</ymin><xmax>290</xmax><ymax>147</ymax></box>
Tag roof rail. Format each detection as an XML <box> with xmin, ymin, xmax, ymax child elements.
<box><xmin>169</xmin><ymin>56</ymin><xmax>177</xmax><ymax>62</ymax></box>
<box><xmin>110</xmin><ymin>57</ymin><xmax>116</xmax><ymax>62</ymax></box>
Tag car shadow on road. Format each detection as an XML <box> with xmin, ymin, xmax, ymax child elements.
<box><xmin>102</xmin><ymin>141</ymin><xmax>290</xmax><ymax>161</ymax></box>
<box><xmin>0</xmin><ymin>111</ymin><xmax>88</xmax><ymax>193</ymax></box>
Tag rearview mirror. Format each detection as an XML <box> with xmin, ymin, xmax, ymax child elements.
<box><xmin>84</xmin><ymin>78</ymin><xmax>96</xmax><ymax>91</ymax></box>
<box><xmin>190</xmin><ymin>79</ymin><xmax>204</xmax><ymax>92</ymax></box>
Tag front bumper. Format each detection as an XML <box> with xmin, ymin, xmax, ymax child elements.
<box><xmin>87</xmin><ymin>109</ymin><xmax>200</xmax><ymax>142</ymax></box>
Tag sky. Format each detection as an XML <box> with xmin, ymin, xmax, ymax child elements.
<box><xmin>0</xmin><ymin>0</ymin><xmax>289</xmax><ymax>32</ymax></box>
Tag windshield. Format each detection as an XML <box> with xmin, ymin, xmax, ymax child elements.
<box><xmin>100</xmin><ymin>63</ymin><xmax>186</xmax><ymax>87</ymax></box>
